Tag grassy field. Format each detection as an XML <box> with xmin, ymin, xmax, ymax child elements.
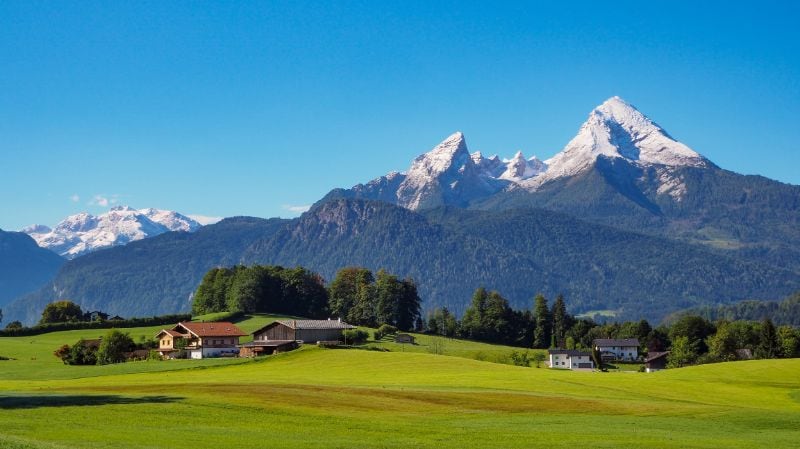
<box><xmin>1</xmin><ymin>320</ymin><xmax>799</xmax><ymax>448</ymax></box>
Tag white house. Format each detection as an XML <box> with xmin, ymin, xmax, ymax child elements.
<box><xmin>593</xmin><ymin>338</ymin><xmax>640</xmax><ymax>362</ymax></box>
<box><xmin>548</xmin><ymin>349</ymin><xmax>595</xmax><ymax>370</ymax></box>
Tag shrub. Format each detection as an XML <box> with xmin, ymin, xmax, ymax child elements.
<box><xmin>342</xmin><ymin>329</ymin><xmax>369</xmax><ymax>345</ymax></box>
<box><xmin>428</xmin><ymin>337</ymin><xmax>446</xmax><ymax>355</ymax></box>
<box><xmin>54</xmin><ymin>344</ymin><xmax>71</xmax><ymax>364</ymax></box>
<box><xmin>531</xmin><ymin>352</ymin><xmax>547</xmax><ymax>368</ymax></box>
<box><xmin>0</xmin><ymin>314</ymin><xmax>192</xmax><ymax>337</ymax></box>
<box><xmin>66</xmin><ymin>340</ymin><xmax>97</xmax><ymax>365</ymax></box>
<box><xmin>4</xmin><ymin>321</ymin><xmax>23</xmax><ymax>330</ymax></box>
<box><xmin>510</xmin><ymin>350</ymin><xmax>531</xmax><ymax>367</ymax></box>
<box><xmin>374</xmin><ymin>324</ymin><xmax>398</xmax><ymax>340</ymax></box>
<box><xmin>96</xmin><ymin>330</ymin><xmax>135</xmax><ymax>365</ymax></box>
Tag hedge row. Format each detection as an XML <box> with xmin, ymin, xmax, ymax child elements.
<box><xmin>0</xmin><ymin>314</ymin><xmax>193</xmax><ymax>337</ymax></box>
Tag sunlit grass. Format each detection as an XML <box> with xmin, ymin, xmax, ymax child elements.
<box><xmin>1</xmin><ymin>320</ymin><xmax>799</xmax><ymax>448</ymax></box>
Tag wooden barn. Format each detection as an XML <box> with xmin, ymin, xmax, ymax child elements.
<box><xmin>238</xmin><ymin>340</ymin><xmax>297</xmax><ymax>357</ymax></box>
<box><xmin>251</xmin><ymin>319</ymin><xmax>355</xmax><ymax>344</ymax></box>
<box><xmin>645</xmin><ymin>351</ymin><xmax>670</xmax><ymax>372</ymax></box>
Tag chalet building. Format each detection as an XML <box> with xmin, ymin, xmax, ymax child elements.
<box><xmin>251</xmin><ymin>319</ymin><xmax>355</xmax><ymax>344</ymax></box>
<box><xmin>155</xmin><ymin>321</ymin><xmax>246</xmax><ymax>359</ymax></box>
<box><xmin>645</xmin><ymin>351</ymin><xmax>670</xmax><ymax>372</ymax></box>
<box><xmin>593</xmin><ymin>338</ymin><xmax>640</xmax><ymax>362</ymax></box>
<box><xmin>548</xmin><ymin>349</ymin><xmax>595</xmax><ymax>370</ymax></box>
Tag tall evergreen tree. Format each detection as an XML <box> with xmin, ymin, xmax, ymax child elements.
<box><xmin>461</xmin><ymin>287</ymin><xmax>489</xmax><ymax>340</ymax></box>
<box><xmin>395</xmin><ymin>278</ymin><xmax>421</xmax><ymax>331</ymax></box>
<box><xmin>485</xmin><ymin>291</ymin><xmax>511</xmax><ymax>343</ymax></box>
<box><xmin>756</xmin><ymin>318</ymin><xmax>779</xmax><ymax>359</ymax></box>
<box><xmin>532</xmin><ymin>294</ymin><xmax>551</xmax><ymax>349</ymax></box>
<box><xmin>551</xmin><ymin>294</ymin><xmax>568</xmax><ymax>347</ymax></box>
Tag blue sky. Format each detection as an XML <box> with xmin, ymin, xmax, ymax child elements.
<box><xmin>1</xmin><ymin>1</ymin><xmax>799</xmax><ymax>230</ymax></box>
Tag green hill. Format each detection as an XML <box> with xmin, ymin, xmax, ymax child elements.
<box><xmin>0</xmin><ymin>326</ymin><xmax>799</xmax><ymax>448</ymax></box>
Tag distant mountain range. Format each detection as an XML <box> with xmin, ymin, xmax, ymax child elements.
<box><xmin>23</xmin><ymin>206</ymin><xmax>202</xmax><ymax>259</ymax></box>
<box><xmin>4</xmin><ymin>97</ymin><xmax>799</xmax><ymax>325</ymax></box>
<box><xmin>322</xmin><ymin>97</ymin><xmax>714</xmax><ymax>209</ymax></box>
<box><xmin>322</xmin><ymin>97</ymin><xmax>800</xmax><ymax>274</ymax></box>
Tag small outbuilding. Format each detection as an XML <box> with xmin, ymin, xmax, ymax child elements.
<box><xmin>251</xmin><ymin>319</ymin><xmax>355</xmax><ymax>344</ymax></box>
<box><xmin>395</xmin><ymin>333</ymin><xmax>415</xmax><ymax>344</ymax></box>
<box><xmin>239</xmin><ymin>340</ymin><xmax>298</xmax><ymax>357</ymax></box>
<box><xmin>644</xmin><ymin>351</ymin><xmax>670</xmax><ymax>372</ymax></box>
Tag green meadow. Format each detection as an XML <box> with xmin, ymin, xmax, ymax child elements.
<box><xmin>1</xmin><ymin>316</ymin><xmax>799</xmax><ymax>448</ymax></box>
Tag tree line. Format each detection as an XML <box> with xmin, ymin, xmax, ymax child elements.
<box><xmin>192</xmin><ymin>265</ymin><xmax>422</xmax><ymax>331</ymax></box>
<box><xmin>423</xmin><ymin>288</ymin><xmax>800</xmax><ymax>367</ymax></box>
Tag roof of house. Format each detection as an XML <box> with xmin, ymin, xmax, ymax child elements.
<box><xmin>253</xmin><ymin>319</ymin><xmax>356</xmax><ymax>334</ymax></box>
<box><xmin>281</xmin><ymin>319</ymin><xmax>356</xmax><ymax>330</ymax></box>
<box><xmin>548</xmin><ymin>349</ymin><xmax>592</xmax><ymax>357</ymax></box>
<box><xmin>175</xmin><ymin>321</ymin><xmax>247</xmax><ymax>337</ymax></box>
<box><xmin>240</xmin><ymin>340</ymin><xmax>297</xmax><ymax>347</ymax></box>
<box><xmin>645</xmin><ymin>351</ymin><xmax>670</xmax><ymax>363</ymax></box>
<box><xmin>594</xmin><ymin>338</ymin><xmax>640</xmax><ymax>347</ymax></box>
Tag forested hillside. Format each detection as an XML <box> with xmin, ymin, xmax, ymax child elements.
<box><xmin>6</xmin><ymin>199</ymin><xmax>799</xmax><ymax>326</ymax></box>
<box><xmin>4</xmin><ymin>217</ymin><xmax>288</xmax><ymax>324</ymax></box>
<box><xmin>0</xmin><ymin>229</ymin><xmax>64</xmax><ymax>308</ymax></box>
<box><xmin>665</xmin><ymin>292</ymin><xmax>800</xmax><ymax>326</ymax></box>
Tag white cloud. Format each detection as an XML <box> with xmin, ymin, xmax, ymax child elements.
<box><xmin>88</xmin><ymin>194</ymin><xmax>120</xmax><ymax>207</ymax></box>
<box><xmin>70</xmin><ymin>194</ymin><xmax>80</xmax><ymax>203</ymax></box>
<box><xmin>187</xmin><ymin>214</ymin><xmax>224</xmax><ymax>225</ymax></box>
<box><xmin>282</xmin><ymin>204</ymin><xmax>311</xmax><ymax>214</ymax></box>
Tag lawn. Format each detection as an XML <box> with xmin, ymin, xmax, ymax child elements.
<box><xmin>1</xmin><ymin>321</ymin><xmax>799</xmax><ymax>448</ymax></box>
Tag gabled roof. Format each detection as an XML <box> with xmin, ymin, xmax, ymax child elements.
<box><xmin>155</xmin><ymin>329</ymin><xmax>189</xmax><ymax>338</ymax></box>
<box><xmin>594</xmin><ymin>338</ymin><xmax>640</xmax><ymax>347</ymax></box>
<box><xmin>279</xmin><ymin>319</ymin><xmax>356</xmax><ymax>330</ymax></box>
<box><xmin>255</xmin><ymin>319</ymin><xmax>356</xmax><ymax>333</ymax></box>
<box><xmin>645</xmin><ymin>351</ymin><xmax>670</xmax><ymax>363</ymax></box>
<box><xmin>548</xmin><ymin>349</ymin><xmax>592</xmax><ymax>357</ymax></box>
<box><xmin>174</xmin><ymin>321</ymin><xmax>247</xmax><ymax>337</ymax></box>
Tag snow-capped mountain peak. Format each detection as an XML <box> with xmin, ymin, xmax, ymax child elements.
<box><xmin>407</xmin><ymin>131</ymin><xmax>470</xmax><ymax>176</ymax></box>
<box><xmin>539</xmin><ymin>96</ymin><xmax>710</xmax><ymax>182</ymax></box>
<box><xmin>24</xmin><ymin>206</ymin><xmax>203</xmax><ymax>259</ymax></box>
<box><xmin>472</xmin><ymin>151</ymin><xmax>506</xmax><ymax>178</ymax></box>
<box><xmin>21</xmin><ymin>224</ymin><xmax>51</xmax><ymax>234</ymax></box>
<box><xmin>499</xmin><ymin>151</ymin><xmax>547</xmax><ymax>181</ymax></box>
<box><xmin>333</xmin><ymin>97</ymin><xmax>718</xmax><ymax>210</ymax></box>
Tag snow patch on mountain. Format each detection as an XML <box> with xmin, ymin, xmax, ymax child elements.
<box><xmin>499</xmin><ymin>151</ymin><xmax>547</xmax><ymax>181</ymax></box>
<box><xmin>24</xmin><ymin>206</ymin><xmax>202</xmax><ymax>258</ymax></box>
